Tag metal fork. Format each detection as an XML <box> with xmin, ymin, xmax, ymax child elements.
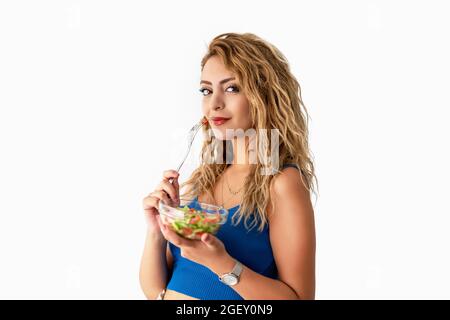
<box><xmin>169</xmin><ymin>120</ymin><xmax>205</xmax><ymax>184</ymax></box>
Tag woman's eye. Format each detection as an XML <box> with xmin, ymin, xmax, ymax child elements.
<box><xmin>226</xmin><ymin>85</ymin><xmax>240</xmax><ymax>93</ymax></box>
<box><xmin>199</xmin><ymin>88</ymin><xmax>211</xmax><ymax>96</ymax></box>
<box><xmin>198</xmin><ymin>85</ymin><xmax>239</xmax><ymax>96</ymax></box>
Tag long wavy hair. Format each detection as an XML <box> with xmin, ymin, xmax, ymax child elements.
<box><xmin>180</xmin><ymin>32</ymin><xmax>318</xmax><ymax>232</ymax></box>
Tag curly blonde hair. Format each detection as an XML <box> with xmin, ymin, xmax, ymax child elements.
<box><xmin>180</xmin><ymin>32</ymin><xmax>318</xmax><ymax>232</ymax></box>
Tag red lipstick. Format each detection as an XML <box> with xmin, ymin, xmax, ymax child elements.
<box><xmin>210</xmin><ymin>117</ymin><xmax>230</xmax><ymax>126</ymax></box>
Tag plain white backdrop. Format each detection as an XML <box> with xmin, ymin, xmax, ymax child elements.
<box><xmin>0</xmin><ymin>0</ymin><xmax>449</xmax><ymax>299</ymax></box>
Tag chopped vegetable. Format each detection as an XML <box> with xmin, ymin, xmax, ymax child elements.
<box><xmin>165</xmin><ymin>205</ymin><xmax>223</xmax><ymax>240</ymax></box>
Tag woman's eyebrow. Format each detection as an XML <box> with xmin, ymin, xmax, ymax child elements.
<box><xmin>200</xmin><ymin>77</ymin><xmax>235</xmax><ymax>86</ymax></box>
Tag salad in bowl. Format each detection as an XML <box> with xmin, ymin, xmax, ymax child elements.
<box><xmin>158</xmin><ymin>197</ymin><xmax>228</xmax><ymax>240</ymax></box>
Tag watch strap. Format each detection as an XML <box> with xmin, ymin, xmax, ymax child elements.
<box><xmin>230</xmin><ymin>260</ymin><xmax>243</xmax><ymax>277</ymax></box>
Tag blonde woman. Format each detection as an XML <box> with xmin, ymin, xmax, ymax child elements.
<box><xmin>140</xmin><ymin>33</ymin><xmax>317</xmax><ymax>300</ymax></box>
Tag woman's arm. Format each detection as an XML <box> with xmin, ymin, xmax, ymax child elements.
<box><xmin>139</xmin><ymin>169</ymin><xmax>179</xmax><ymax>299</ymax></box>
<box><xmin>209</xmin><ymin>167</ymin><xmax>316</xmax><ymax>300</ymax></box>
<box><xmin>139</xmin><ymin>231</ymin><xmax>173</xmax><ymax>299</ymax></box>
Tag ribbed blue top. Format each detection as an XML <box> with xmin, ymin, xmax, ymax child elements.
<box><xmin>166</xmin><ymin>163</ymin><xmax>299</xmax><ymax>300</ymax></box>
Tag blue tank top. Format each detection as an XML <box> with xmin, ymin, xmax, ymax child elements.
<box><xmin>166</xmin><ymin>163</ymin><xmax>299</xmax><ymax>300</ymax></box>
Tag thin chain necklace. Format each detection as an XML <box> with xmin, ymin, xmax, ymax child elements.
<box><xmin>225</xmin><ymin>168</ymin><xmax>245</xmax><ymax>195</ymax></box>
<box><xmin>219</xmin><ymin>168</ymin><xmax>245</xmax><ymax>208</ymax></box>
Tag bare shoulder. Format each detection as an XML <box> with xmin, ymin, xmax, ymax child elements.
<box><xmin>268</xmin><ymin>167</ymin><xmax>313</xmax><ymax>218</ymax></box>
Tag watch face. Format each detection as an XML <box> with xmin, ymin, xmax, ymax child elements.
<box><xmin>222</xmin><ymin>274</ymin><xmax>238</xmax><ymax>286</ymax></box>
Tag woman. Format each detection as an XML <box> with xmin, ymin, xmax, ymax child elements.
<box><xmin>139</xmin><ymin>32</ymin><xmax>318</xmax><ymax>300</ymax></box>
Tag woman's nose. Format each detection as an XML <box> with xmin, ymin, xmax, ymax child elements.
<box><xmin>211</xmin><ymin>97</ymin><xmax>225</xmax><ymax>111</ymax></box>
<box><xmin>213</xmin><ymin>103</ymin><xmax>225</xmax><ymax>111</ymax></box>
<box><xmin>209</xmin><ymin>91</ymin><xmax>225</xmax><ymax>111</ymax></box>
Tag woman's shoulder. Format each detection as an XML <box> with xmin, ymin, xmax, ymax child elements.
<box><xmin>267</xmin><ymin>163</ymin><xmax>310</xmax><ymax>220</ymax></box>
<box><xmin>272</xmin><ymin>164</ymin><xmax>305</xmax><ymax>196</ymax></box>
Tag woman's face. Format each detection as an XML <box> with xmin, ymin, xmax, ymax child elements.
<box><xmin>200</xmin><ymin>55</ymin><xmax>252</xmax><ymax>140</ymax></box>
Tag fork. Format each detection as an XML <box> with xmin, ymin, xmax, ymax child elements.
<box><xmin>169</xmin><ymin>119</ymin><xmax>206</xmax><ymax>184</ymax></box>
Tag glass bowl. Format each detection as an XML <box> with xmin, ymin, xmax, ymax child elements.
<box><xmin>158</xmin><ymin>197</ymin><xmax>228</xmax><ymax>240</ymax></box>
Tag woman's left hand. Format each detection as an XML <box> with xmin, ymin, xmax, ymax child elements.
<box><xmin>157</xmin><ymin>218</ymin><xmax>233</xmax><ymax>273</ymax></box>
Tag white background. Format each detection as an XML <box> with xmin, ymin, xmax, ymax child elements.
<box><xmin>0</xmin><ymin>0</ymin><xmax>449</xmax><ymax>299</ymax></box>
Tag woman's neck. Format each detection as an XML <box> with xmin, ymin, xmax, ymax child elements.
<box><xmin>228</xmin><ymin>136</ymin><xmax>256</xmax><ymax>171</ymax></box>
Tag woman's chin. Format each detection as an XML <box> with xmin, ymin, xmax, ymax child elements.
<box><xmin>209</xmin><ymin>127</ymin><xmax>232</xmax><ymax>140</ymax></box>
<box><xmin>208</xmin><ymin>126</ymin><xmax>252</xmax><ymax>140</ymax></box>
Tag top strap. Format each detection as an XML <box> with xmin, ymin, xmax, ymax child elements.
<box><xmin>282</xmin><ymin>163</ymin><xmax>299</xmax><ymax>170</ymax></box>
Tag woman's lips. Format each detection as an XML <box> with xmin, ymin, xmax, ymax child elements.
<box><xmin>211</xmin><ymin>117</ymin><xmax>230</xmax><ymax>126</ymax></box>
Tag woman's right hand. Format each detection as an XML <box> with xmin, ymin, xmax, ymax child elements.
<box><xmin>142</xmin><ymin>169</ymin><xmax>180</xmax><ymax>236</ymax></box>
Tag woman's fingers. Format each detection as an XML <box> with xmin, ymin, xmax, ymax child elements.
<box><xmin>142</xmin><ymin>194</ymin><xmax>158</xmax><ymax>211</ymax></box>
<box><xmin>150</xmin><ymin>190</ymin><xmax>171</xmax><ymax>206</ymax></box>
<box><xmin>160</xmin><ymin>169</ymin><xmax>180</xmax><ymax>199</ymax></box>
<box><xmin>142</xmin><ymin>169</ymin><xmax>181</xmax><ymax>226</ymax></box>
<box><xmin>142</xmin><ymin>191</ymin><xmax>171</xmax><ymax>213</ymax></box>
<box><xmin>163</xmin><ymin>170</ymin><xmax>179</xmax><ymax>181</ymax></box>
<box><xmin>156</xmin><ymin>180</ymin><xmax>179</xmax><ymax>202</ymax></box>
<box><xmin>163</xmin><ymin>170</ymin><xmax>180</xmax><ymax>191</ymax></box>
<box><xmin>172</xmin><ymin>176</ymin><xmax>179</xmax><ymax>195</ymax></box>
